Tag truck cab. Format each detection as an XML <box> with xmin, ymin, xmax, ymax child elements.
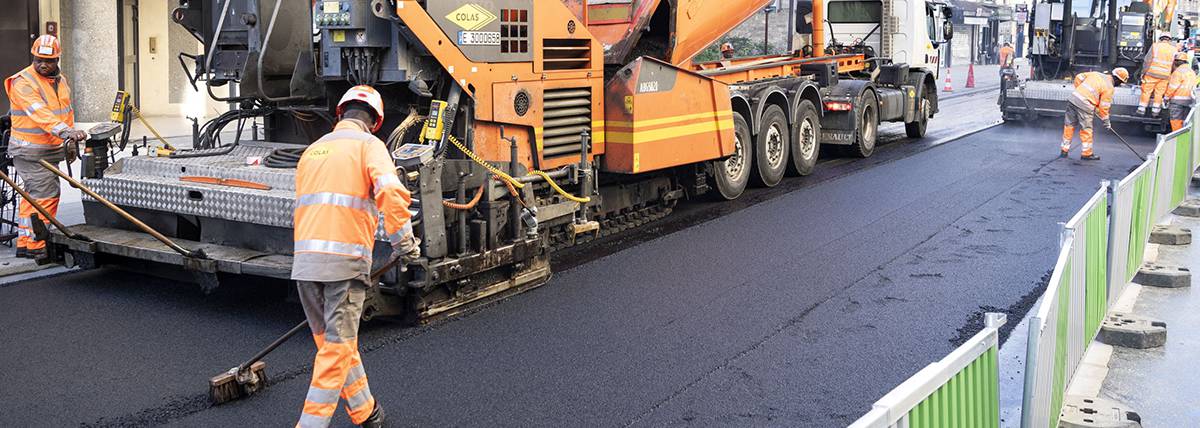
<box><xmin>823</xmin><ymin>0</ymin><xmax>952</xmax><ymax>72</ymax></box>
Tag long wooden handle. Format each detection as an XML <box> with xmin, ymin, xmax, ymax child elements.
<box><xmin>0</xmin><ymin>169</ymin><xmax>77</xmax><ymax>237</ymax></box>
<box><xmin>38</xmin><ymin>160</ymin><xmax>199</xmax><ymax>257</ymax></box>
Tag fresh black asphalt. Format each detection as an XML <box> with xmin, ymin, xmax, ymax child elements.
<box><xmin>0</xmin><ymin>113</ymin><xmax>1157</xmax><ymax>427</ymax></box>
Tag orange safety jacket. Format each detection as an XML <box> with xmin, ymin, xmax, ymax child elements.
<box><xmin>4</xmin><ymin>65</ymin><xmax>74</xmax><ymax>157</ymax></box>
<box><xmin>1143</xmin><ymin>41</ymin><xmax>1177</xmax><ymax>80</ymax></box>
<box><xmin>999</xmin><ymin>46</ymin><xmax>1015</xmax><ymax>67</ymax></box>
<box><xmin>292</xmin><ymin>119</ymin><xmax>412</xmax><ymax>282</ymax></box>
<box><xmin>1070</xmin><ymin>71</ymin><xmax>1115</xmax><ymax>120</ymax></box>
<box><xmin>1165</xmin><ymin>65</ymin><xmax>1197</xmax><ymax>105</ymax></box>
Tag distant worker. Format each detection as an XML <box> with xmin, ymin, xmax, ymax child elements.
<box><xmin>292</xmin><ymin>85</ymin><xmax>420</xmax><ymax>428</ymax></box>
<box><xmin>3</xmin><ymin>35</ymin><xmax>86</xmax><ymax>259</ymax></box>
<box><xmin>1164</xmin><ymin>52</ymin><xmax>1196</xmax><ymax>131</ymax></box>
<box><xmin>999</xmin><ymin>42</ymin><xmax>1016</xmax><ymax>68</ymax></box>
<box><xmin>1061</xmin><ymin>68</ymin><xmax>1128</xmax><ymax>161</ymax></box>
<box><xmin>720</xmin><ymin>42</ymin><xmax>735</xmax><ymax>59</ymax></box>
<box><xmin>1138</xmin><ymin>35</ymin><xmax>1178</xmax><ymax>115</ymax></box>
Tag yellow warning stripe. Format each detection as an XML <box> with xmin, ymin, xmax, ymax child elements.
<box><xmin>607</xmin><ymin>111</ymin><xmax>734</xmax><ymax>129</ymax></box>
<box><xmin>608</xmin><ymin>117</ymin><xmax>734</xmax><ymax>145</ymax></box>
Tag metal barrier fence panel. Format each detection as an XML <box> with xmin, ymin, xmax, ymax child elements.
<box><xmin>1108</xmin><ymin>160</ymin><xmax>1156</xmax><ymax>303</ymax></box>
<box><xmin>848</xmin><ymin>314</ymin><xmax>1007</xmax><ymax>428</ymax></box>
<box><xmin>1172</xmin><ymin>129</ymin><xmax>1192</xmax><ymax>208</ymax></box>
<box><xmin>1020</xmin><ymin>236</ymin><xmax>1073</xmax><ymax>428</ymax></box>
<box><xmin>1151</xmin><ymin>132</ymin><xmax>1177</xmax><ymax>222</ymax></box>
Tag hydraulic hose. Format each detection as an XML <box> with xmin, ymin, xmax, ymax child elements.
<box><xmin>264</xmin><ymin>147</ymin><xmax>305</xmax><ymax>168</ymax></box>
<box><xmin>442</xmin><ymin>184</ymin><xmax>485</xmax><ymax>210</ymax></box>
<box><xmin>446</xmin><ymin>134</ymin><xmax>590</xmax><ymax>203</ymax></box>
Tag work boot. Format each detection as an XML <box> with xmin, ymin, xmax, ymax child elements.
<box><xmin>15</xmin><ymin>248</ymin><xmax>28</xmax><ymax>259</ymax></box>
<box><xmin>360</xmin><ymin>404</ymin><xmax>386</xmax><ymax>428</ymax></box>
<box><xmin>1059</xmin><ymin>150</ymin><xmax>1069</xmax><ymax>158</ymax></box>
<box><xmin>1081</xmin><ymin>153</ymin><xmax>1101</xmax><ymax>161</ymax></box>
<box><xmin>1137</xmin><ymin>106</ymin><xmax>1146</xmax><ymax>115</ymax></box>
<box><xmin>1152</xmin><ymin>107</ymin><xmax>1162</xmax><ymax>116</ymax></box>
<box><xmin>26</xmin><ymin>248</ymin><xmax>46</xmax><ymax>260</ymax></box>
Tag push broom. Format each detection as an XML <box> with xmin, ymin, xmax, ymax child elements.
<box><xmin>209</xmin><ymin>257</ymin><xmax>403</xmax><ymax>404</ymax></box>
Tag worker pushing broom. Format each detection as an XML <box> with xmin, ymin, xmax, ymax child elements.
<box><xmin>1060</xmin><ymin>67</ymin><xmax>1129</xmax><ymax>161</ymax></box>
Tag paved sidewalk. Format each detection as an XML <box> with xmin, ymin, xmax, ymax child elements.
<box><xmin>1099</xmin><ymin>206</ymin><xmax>1200</xmax><ymax>425</ymax></box>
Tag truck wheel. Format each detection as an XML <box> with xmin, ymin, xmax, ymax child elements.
<box><xmin>754</xmin><ymin>105</ymin><xmax>789</xmax><ymax>187</ymax></box>
<box><xmin>849</xmin><ymin>91</ymin><xmax>878</xmax><ymax>158</ymax></box>
<box><xmin>788</xmin><ymin>100</ymin><xmax>821</xmax><ymax>176</ymax></box>
<box><xmin>905</xmin><ymin>87</ymin><xmax>932</xmax><ymax>138</ymax></box>
<box><xmin>710</xmin><ymin>113</ymin><xmax>753</xmax><ymax>200</ymax></box>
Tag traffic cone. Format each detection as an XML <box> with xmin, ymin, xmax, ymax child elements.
<box><xmin>943</xmin><ymin>68</ymin><xmax>953</xmax><ymax>92</ymax></box>
<box><xmin>966</xmin><ymin>63</ymin><xmax>976</xmax><ymax>88</ymax></box>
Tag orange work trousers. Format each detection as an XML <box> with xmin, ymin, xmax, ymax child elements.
<box><xmin>13</xmin><ymin>156</ymin><xmax>61</xmax><ymax>250</ymax></box>
<box><xmin>1062</xmin><ymin>104</ymin><xmax>1096</xmax><ymax>157</ymax></box>
<box><xmin>1140</xmin><ymin>76</ymin><xmax>1169</xmax><ymax>111</ymax></box>
<box><xmin>296</xmin><ymin>279</ymin><xmax>376</xmax><ymax>428</ymax></box>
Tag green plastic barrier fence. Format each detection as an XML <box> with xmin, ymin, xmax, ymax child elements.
<box><xmin>848</xmin><ymin>314</ymin><xmax>1006</xmax><ymax>428</ymax></box>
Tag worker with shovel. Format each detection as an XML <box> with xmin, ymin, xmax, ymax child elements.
<box><xmin>3</xmin><ymin>35</ymin><xmax>86</xmax><ymax>259</ymax></box>
<box><xmin>1061</xmin><ymin>67</ymin><xmax>1128</xmax><ymax>161</ymax></box>
<box><xmin>292</xmin><ymin>85</ymin><xmax>420</xmax><ymax>428</ymax></box>
<box><xmin>1164</xmin><ymin>52</ymin><xmax>1196</xmax><ymax>131</ymax></box>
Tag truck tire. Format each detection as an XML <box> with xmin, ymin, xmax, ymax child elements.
<box><xmin>848</xmin><ymin>90</ymin><xmax>879</xmax><ymax>158</ymax></box>
<box><xmin>788</xmin><ymin>100</ymin><xmax>820</xmax><ymax>176</ymax></box>
<box><xmin>710</xmin><ymin>113</ymin><xmax>753</xmax><ymax>200</ymax></box>
<box><xmin>905</xmin><ymin>86</ymin><xmax>932</xmax><ymax>138</ymax></box>
<box><xmin>754</xmin><ymin>104</ymin><xmax>789</xmax><ymax>187</ymax></box>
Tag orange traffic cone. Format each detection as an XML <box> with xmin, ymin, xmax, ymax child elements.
<box><xmin>943</xmin><ymin>68</ymin><xmax>953</xmax><ymax>92</ymax></box>
<box><xmin>966</xmin><ymin>63</ymin><xmax>976</xmax><ymax>88</ymax></box>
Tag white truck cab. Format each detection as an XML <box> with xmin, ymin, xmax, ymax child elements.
<box><xmin>824</xmin><ymin>0</ymin><xmax>953</xmax><ymax>72</ymax></box>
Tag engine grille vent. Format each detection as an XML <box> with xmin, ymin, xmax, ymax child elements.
<box><xmin>542</xmin><ymin>88</ymin><xmax>592</xmax><ymax>158</ymax></box>
<box><xmin>543</xmin><ymin>39</ymin><xmax>591</xmax><ymax>71</ymax></box>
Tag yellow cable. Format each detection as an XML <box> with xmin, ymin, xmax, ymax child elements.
<box><xmin>531</xmin><ymin>170</ymin><xmax>591</xmax><ymax>203</ymax></box>
<box><xmin>447</xmin><ymin>134</ymin><xmax>524</xmax><ymax>189</ymax></box>
<box><xmin>446</xmin><ymin>134</ymin><xmax>591</xmax><ymax>203</ymax></box>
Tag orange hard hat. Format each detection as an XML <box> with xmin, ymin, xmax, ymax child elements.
<box><xmin>336</xmin><ymin>85</ymin><xmax>385</xmax><ymax>132</ymax></box>
<box><xmin>1111</xmin><ymin>67</ymin><xmax>1130</xmax><ymax>82</ymax></box>
<box><xmin>31</xmin><ymin>35</ymin><xmax>61</xmax><ymax>60</ymax></box>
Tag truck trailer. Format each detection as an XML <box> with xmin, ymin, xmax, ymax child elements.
<box><xmin>45</xmin><ymin>0</ymin><xmax>955</xmax><ymax>322</ymax></box>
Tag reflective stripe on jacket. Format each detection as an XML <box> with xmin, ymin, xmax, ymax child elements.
<box><xmin>1070</xmin><ymin>72</ymin><xmax>1115</xmax><ymax>119</ymax></box>
<box><xmin>292</xmin><ymin>119</ymin><xmax>412</xmax><ymax>282</ymax></box>
<box><xmin>1165</xmin><ymin>65</ymin><xmax>1197</xmax><ymax>104</ymax></box>
<box><xmin>1143</xmin><ymin>41</ymin><xmax>1177</xmax><ymax>79</ymax></box>
<box><xmin>4</xmin><ymin>65</ymin><xmax>74</xmax><ymax>150</ymax></box>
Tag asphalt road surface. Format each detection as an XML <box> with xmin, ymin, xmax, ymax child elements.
<box><xmin>0</xmin><ymin>94</ymin><xmax>1158</xmax><ymax>427</ymax></box>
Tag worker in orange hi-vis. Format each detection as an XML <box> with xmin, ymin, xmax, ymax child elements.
<box><xmin>1164</xmin><ymin>52</ymin><xmax>1196</xmax><ymax>131</ymax></box>
<box><xmin>1062</xmin><ymin>68</ymin><xmax>1128</xmax><ymax>161</ymax></box>
<box><xmin>292</xmin><ymin>85</ymin><xmax>419</xmax><ymax>428</ymax></box>
<box><xmin>998</xmin><ymin>42</ymin><xmax>1016</xmax><ymax>68</ymax></box>
<box><xmin>1138</xmin><ymin>35</ymin><xmax>1177</xmax><ymax>115</ymax></box>
<box><xmin>3</xmin><ymin>35</ymin><xmax>86</xmax><ymax>259</ymax></box>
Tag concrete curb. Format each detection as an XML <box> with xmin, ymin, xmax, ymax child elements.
<box><xmin>0</xmin><ymin>258</ymin><xmax>53</xmax><ymax>278</ymax></box>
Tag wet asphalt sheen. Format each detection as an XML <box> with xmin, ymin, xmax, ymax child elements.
<box><xmin>0</xmin><ymin>118</ymin><xmax>1156</xmax><ymax>427</ymax></box>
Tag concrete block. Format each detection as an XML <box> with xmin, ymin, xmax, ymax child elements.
<box><xmin>1173</xmin><ymin>199</ymin><xmax>1200</xmax><ymax>217</ymax></box>
<box><xmin>1097</xmin><ymin>312</ymin><xmax>1167</xmax><ymax>349</ymax></box>
<box><xmin>1149</xmin><ymin>225</ymin><xmax>1191</xmax><ymax>245</ymax></box>
<box><xmin>1132</xmin><ymin>264</ymin><xmax>1191</xmax><ymax>288</ymax></box>
<box><xmin>1059</xmin><ymin>396</ymin><xmax>1141</xmax><ymax>428</ymax></box>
